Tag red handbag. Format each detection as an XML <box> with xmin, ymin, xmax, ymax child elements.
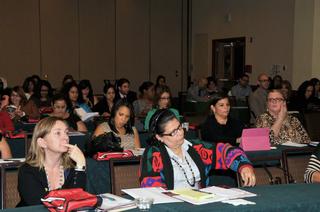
<box><xmin>93</xmin><ymin>150</ymin><xmax>134</xmax><ymax>161</ymax></box>
<box><xmin>41</xmin><ymin>188</ymin><xmax>99</xmax><ymax>212</ymax></box>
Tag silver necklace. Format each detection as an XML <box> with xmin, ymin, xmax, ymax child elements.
<box><xmin>171</xmin><ymin>156</ymin><xmax>196</xmax><ymax>187</ymax></box>
<box><xmin>44</xmin><ymin>165</ymin><xmax>64</xmax><ymax>191</ymax></box>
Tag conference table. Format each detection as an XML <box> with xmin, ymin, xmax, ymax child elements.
<box><xmin>3</xmin><ymin>183</ymin><xmax>320</xmax><ymax>211</ymax></box>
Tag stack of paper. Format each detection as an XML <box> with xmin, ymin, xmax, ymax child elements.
<box><xmin>122</xmin><ymin>187</ymin><xmax>182</xmax><ymax>204</ymax></box>
<box><xmin>97</xmin><ymin>193</ymin><xmax>136</xmax><ymax>212</ymax></box>
<box><xmin>281</xmin><ymin>141</ymin><xmax>308</xmax><ymax>147</ymax></box>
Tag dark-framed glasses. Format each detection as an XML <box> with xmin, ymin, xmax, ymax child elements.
<box><xmin>267</xmin><ymin>98</ymin><xmax>285</xmax><ymax>103</ymax></box>
<box><xmin>161</xmin><ymin>124</ymin><xmax>183</xmax><ymax>137</ymax></box>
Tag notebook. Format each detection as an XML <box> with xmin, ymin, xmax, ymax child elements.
<box><xmin>240</xmin><ymin>128</ymin><xmax>270</xmax><ymax>151</ymax></box>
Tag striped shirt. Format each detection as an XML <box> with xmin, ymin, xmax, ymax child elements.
<box><xmin>304</xmin><ymin>154</ymin><xmax>320</xmax><ymax>183</ymax></box>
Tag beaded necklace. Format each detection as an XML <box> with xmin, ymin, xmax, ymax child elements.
<box><xmin>171</xmin><ymin>156</ymin><xmax>195</xmax><ymax>187</ymax></box>
<box><xmin>44</xmin><ymin>165</ymin><xmax>64</xmax><ymax>191</ymax></box>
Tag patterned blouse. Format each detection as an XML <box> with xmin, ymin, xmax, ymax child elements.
<box><xmin>256</xmin><ymin>112</ymin><xmax>310</xmax><ymax>145</ymax></box>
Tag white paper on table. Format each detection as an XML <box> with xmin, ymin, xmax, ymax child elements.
<box><xmin>281</xmin><ymin>141</ymin><xmax>308</xmax><ymax>147</ymax></box>
<box><xmin>0</xmin><ymin>158</ymin><xmax>25</xmax><ymax>163</ymax></box>
<box><xmin>221</xmin><ymin>198</ymin><xmax>256</xmax><ymax>206</ymax></box>
<box><xmin>201</xmin><ymin>186</ymin><xmax>256</xmax><ymax>199</ymax></box>
<box><xmin>122</xmin><ymin>187</ymin><xmax>182</xmax><ymax>204</ymax></box>
<box><xmin>130</xmin><ymin>148</ymin><xmax>145</xmax><ymax>156</ymax></box>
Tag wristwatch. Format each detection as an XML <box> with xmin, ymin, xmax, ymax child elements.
<box><xmin>75</xmin><ymin>165</ymin><xmax>86</xmax><ymax>171</ymax></box>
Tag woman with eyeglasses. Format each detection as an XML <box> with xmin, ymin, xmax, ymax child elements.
<box><xmin>256</xmin><ymin>89</ymin><xmax>310</xmax><ymax>145</ymax></box>
<box><xmin>139</xmin><ymin>109</ymin><xmax>255</xmax><ymax>189</ymax></box>
<box><xmin>144</xmin><ymin>85</ymin><xmax>180</xmax><ymax>131</ymax></box>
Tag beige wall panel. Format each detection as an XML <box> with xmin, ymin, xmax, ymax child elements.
<box><xmin>79</xmin><ymin>0</ymin><xmax>115</xmax><ymax>94</ymax></box>
<box><xmin>150</xmin><ymin>0</ymin><xmax>182</xmax><ymax>97</ymax></box>
<box><xmin>0</xmin><ymin>0</ymin><xmax>40</xmax><ymax>86</ymax></box>
<box><xmin>116</xmin><ymin>0</ymin><xmax>149</xmax><ymax>92</ymax></box>
<box><xmin>192</xmin><ymin>0</ymin><xmax>295</xmax><ymax>86</ymax></box>
<box><xmin>40</xmin><ymin>0</ymin><xmax>79</xmax><ymax>90</ymax></box>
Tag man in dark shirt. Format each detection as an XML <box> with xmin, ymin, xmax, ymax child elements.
<box><xmin>114</xmin><ymin>78</ymin><xmax>137</xmax><ymax>104</ymax></box>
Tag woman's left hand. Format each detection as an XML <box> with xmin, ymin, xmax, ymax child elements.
<box><xmin>64</xmin><ymin>144</ymin><xmax>86</xmax><ymax>167</ymax></box>
<box><xmin>240</xmin><ymin>166</ymin><xmax>256</xmax><ymax>187</ymax></box>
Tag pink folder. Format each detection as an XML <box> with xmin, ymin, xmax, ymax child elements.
<box><xmin>240</xmin><ymin>128</ymin><xmax>270</xmax><ymax>151</ymax></box>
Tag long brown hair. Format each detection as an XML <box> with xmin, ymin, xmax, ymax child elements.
<box><xmin>26</xmin><ymin>116</ymin><xmax>75</xmax><ymax>169</ymax></box>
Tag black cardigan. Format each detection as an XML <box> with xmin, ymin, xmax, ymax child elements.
<box><xmin>200</xmin><ymin>115</ymin><xmax>244</xmax><ymax>146</ymax></box>
<box><xmin>17</xmin><ymin>163</ymin><xmax>86</xmax><ymax>207</ymax></box>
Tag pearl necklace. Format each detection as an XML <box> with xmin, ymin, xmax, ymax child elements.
<box><xmin>171</xmin><ymin>156</ymin><xmax>196</xmax><ymax>187</ymax></box>
<box><xmin>44</xmin><ymin>165</ymin><xmax>64</xmax><ymax>191</ymax></box>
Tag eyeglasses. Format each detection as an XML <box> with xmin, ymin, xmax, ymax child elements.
<box><xmin>259</xmin><ymin>79</ymin><xmax>270</xmax><ymax>83</ymax></box>
<box><xmin>162</xmin><ymin>124</ymin><xmax>183</xmax><ymax>137</ymax></box>
<box><xmin>160</xmin><ymin>97</ymin><xmax>170</xmax><ymax>100</ymax></box>
<box><xmin>267</xmin><ymin>98</ymin><xmax>285</xmax><ymax>103</ymax></box>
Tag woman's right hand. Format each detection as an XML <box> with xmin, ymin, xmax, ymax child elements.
<box><xmin>64</xmin><ymin>144</ymin><xmax>86</xmax><ymax>167</ymax></box>
<box><xmin>278</xmin><ymin>102</ymin><xmax>287</xmax><ymax>122</ymax></box>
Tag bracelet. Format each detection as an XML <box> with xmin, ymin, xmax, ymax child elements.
<box><xmin>75</xmin><ymin>165</ymin><xmax>86</xmax><ymax>171</ymax></box>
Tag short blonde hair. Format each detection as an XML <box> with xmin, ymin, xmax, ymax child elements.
<box><xmin>26</xmin><ymin>116</ymin><xmax>74</xmax><ymax>169</ymax></box>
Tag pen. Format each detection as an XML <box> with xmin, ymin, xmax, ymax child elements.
<box><xmin>192</xmin><ymin>189</ymin><xmax>213</xmax><ymax>194</ymax></box>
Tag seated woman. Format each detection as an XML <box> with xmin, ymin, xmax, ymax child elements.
<box><xmin>7</xmin><ymin>86</ymin><xmax>40</xmax><ymax>121</ymax></box>
<box><xmin>30</xmin><ymin>80</ymin><xmax>54</xmax><ymax>114</ymax></box>
<box><xmin>0</xmin><ymin>130</ymin><xmax>12</xmax><ymax>159</ymax></box>
<box><xmin>200</xmin><ymin>93</ymin><xmax>244</xmax><ymax>146</ymax></box>
<box><xmin>140</xmin><ymin>109</ymin><xmax>255</xmax><ymax>189</ymax></box>
<box><xmin>256</xmin><ymin>89</ymin><xmax>310</xmax><ymax>145</ymax></box>
<box><xmin>133</xmin><ymin>81</ymin><xmax>155</xmax><ymax>131</ymax></box>
<box><xmin>92</xmin><ymin>84</ymin><xmax>116</xmax><ymax>118</ymax></box>
<box><xmin>49</xmin><ymin>94</ymin><xmax>87</xmax><ymax>133</ymax></box>
<box><xmin>79</xmin><ymin>79</ymin><xmax>98</xmax><ymax>109</ymax></box>
<box><xmin>17</xmin><ymin>117</ymin><xmax>86</xmax><ymax>206</ymax></box>
<box><xmin>61</xmin><ymin>81</ymin><xmax>92</xmax><ymax>113</ymax></box>
<box><xmin>305</xmin><ymin>145</ymin><xmax>320</xmax><ymax>183</ymax></box>
<box><xmin>93</xmin><ymin>99</ymin><xmax>141</xmax><ymax>150</ymax></box>
<box><xmin>144</xmin><ymin>85</ymin><xmax>180</xmax><ymax>131</ymax></box>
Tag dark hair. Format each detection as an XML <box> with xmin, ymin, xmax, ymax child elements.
<box><xmin>61</xmin><ymin>81</ymin><xmax>84</xmax><ymax>111</ymax></box>
<box><xmin>270</xmin><ymin>75</ymin><xmax>283</xmax><ymax>89</ymax></box>
<box><xmin>209</xmin><ymin>92</ymin><xmax>229</xmax><ymax>106</ymax></box>
<box><xmin>10</xmin><ymin>86</ymin><xmax>28</xmax><ymax>106</ymax></box>
<box><xmin>149</xmin><ymin>109</ymin><xmax>177</xmax><ymax>135</ymax></box>
<box><xmin>240</xmin><ymin>73</ymin><xmax>249</xmax><ymax>79</ymax></box>
<box><xmin>116</xmin><ymin>78</ymin><xmax>130</xmax><ymax>88</ymax></box>
<box><xmin>51</xmin><ymin>94</ymin><xmax>67</xmax><ymax>105</ymax></box>
<box><xmin>22</xmin><ymin>77</ymin><xmax>36</xmax><ymax>93</ymax></box>
<box><xmin>281</xmin><ymin>80</ymin><xmax>292</xmax><ymax>98</ymax></box>
<box><xmin>206</xmin><ymin>76</ymin><xmax>217</xmax><ymax>87</ymax></box>
<box><xmin>108</xmin><ymin>99</ymin><xmax>134</xmax><ymax>134</ymax></box>
<box><xmin>103</xmin><ymin>83</ymin><xmax>116</xmax><ymax>94</ymax></box>
<box><xmin>156</xmin><ymin>75</ymin><xmax>166</xmax><ymax>86</ymax></box>
<box><xmin>298</xmin><ymin>80</ymin><xmax>314</xmax><ymax>99</ymax></box>
<box><xmin>62</xmin><ymin>74</ymin><xmax>75</xmax><ymax>86</ymax></box>
<box><xmin>31</xmin><ymin>75</ymin><xmax>41</xmax><ymax>85</ymax></box>
<box><xmin>138</xmin><ymin>81</ymin><xmax>154</xmax><ymax>94</ymax></box>
<box><xmin>79</xmin><ymin>79</ymin><xmax>94</xmax><ymax>105</ymax></box>
<box><xmin>33</xmin><ymin>80</ymin><xmax>53</xmax><ymax>99</ymax></box>
<box><xmin>153</xmin><ymin>85</ymin><xmax>171</xmax><ymax>108</ymax></box>
<box><xmin>310</xmin><ymin>78</ymin><xmax>320</xmax><ymax>94</ymax></box>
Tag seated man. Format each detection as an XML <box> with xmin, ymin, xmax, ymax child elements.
<box><xmin>249</xmin><ymin>73</ymin><xmax>270</xmax><ymax>124</ymax></box>
<box><xmin>230</xmin><ymin>73</ymin><xmax>252</xmax><ymax>101</ymax></box>
<box><xmin>187</xmin><ymin>77</ymin><xmax>210</xmax><ymax>102</ymax></box>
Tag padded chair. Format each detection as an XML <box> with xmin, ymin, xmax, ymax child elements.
<box><xmin>109</xmin><ymin>157</ymin><xmax>141</xmax><ymax>196</ymax></box>
<box><xmin>7</xmin><ymin>136</ymin><xmax>28</xmax><ymax>158</ymax></box>
<box><xmin>282</xmin><ymin>148</ymin><xmax>315</xmax><ymax>184</ymax></box>
<box><xmin>303</xmin><ymin>112</ymin><xmax>320</xmax><ymax>141</ymax></box>
<box><xmin>3</xmin><ymin>170</ymin><xmax>20</xmax><ymax>208</ymax></box>
<box><xmin>237</xmin><ymin>164</ymin><xmax>285</xmax><ymax>187</ymax></box>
